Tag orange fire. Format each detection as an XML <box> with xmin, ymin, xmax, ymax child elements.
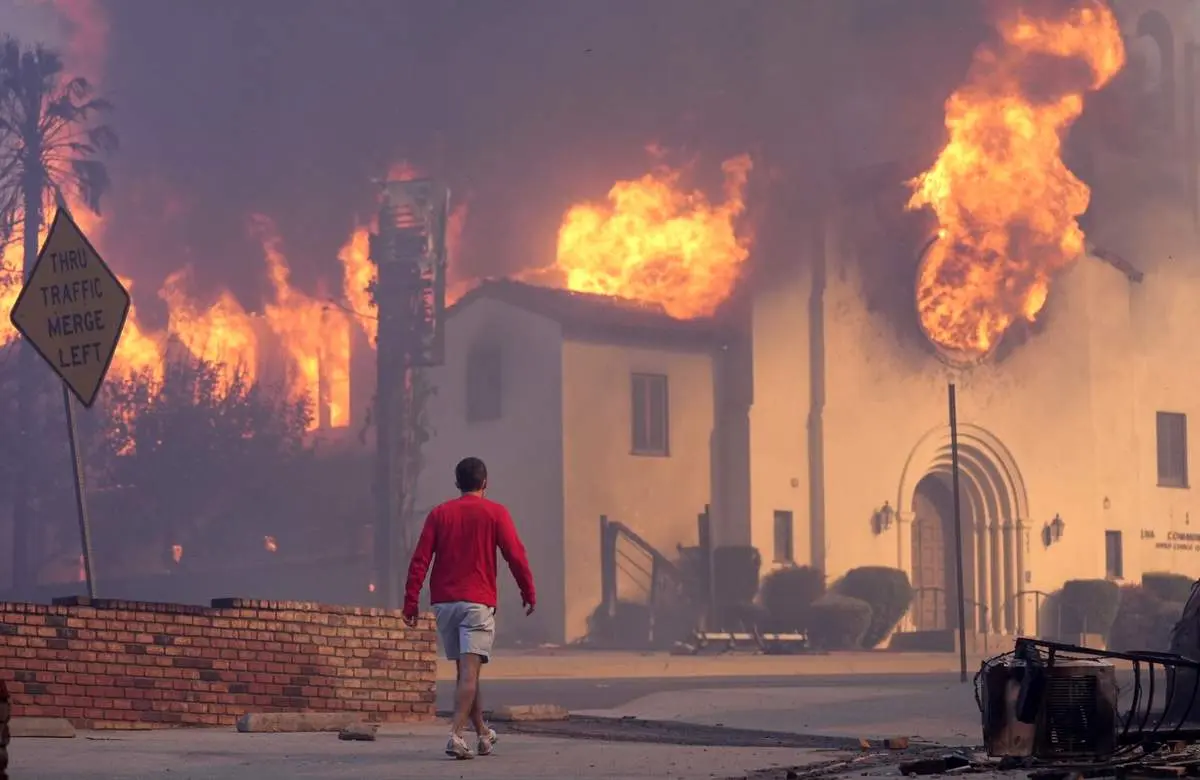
<box><xmin>906</xmin><ymin>1</ymin><xmax>1125</xmax><ymax>358</ymax></box>
<box><xmin>0</xmin><ymin>196</ymin><xmax>367</xmax><ymax>432</ymax></box>
<box><xmin>159</xmin><ymin>267</ymin><xmax>258</xmax><ymax>390</ymax></box>
<box><xmin>540</xmin><ymin>154</ymin><xmax>753</xmax><ymax>320</ymax></box>
<box><xmin>254</xmin><ymin>215</ymin><xmax>351</xmax><ymax>428</ymax></box>
<box><xmin>337</xmin><ymin>162</ymin><xmax>469</xmax><ymax>345</ymax></box>
<box><xmin>263</xmin><ymin>535</ymin><xmax>278</xmax><ymax>553</ymax></box>
<box><xmin>113</xmin><ymin>277</ymin><xmax>164</xmax><ymax>383</ymax></box>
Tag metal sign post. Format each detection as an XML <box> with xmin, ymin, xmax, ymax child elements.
<box><xmin>8</xmin><ymin>204</ymin><xmax>131</xmax><ymax>598</ymax></box>
<box><xmin>948</xmin><ymin>383</ymin><xmax>969</xmax><ymax>684</ymax></box>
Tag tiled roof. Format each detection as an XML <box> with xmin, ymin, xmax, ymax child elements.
<box><xmin>448</xmin><ymin>278</ymin><xmax>721</xmax><ymax>348</ymax></box>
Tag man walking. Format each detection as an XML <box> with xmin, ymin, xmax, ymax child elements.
<box><xmin>402</xmin><ymin>457</ymin><xmax>537</xmax><ymax>759</ymax></box>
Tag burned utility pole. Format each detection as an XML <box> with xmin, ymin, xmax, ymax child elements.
<box><xmin>368</xmin><ymin>178</ymin><xmax>449</xmax><ymax>610</ymax></box>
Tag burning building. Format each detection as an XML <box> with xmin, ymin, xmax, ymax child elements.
<box><xmin>413</xmin><ymin>0</ymin><xmax>1200</xmax><ymax>645</ymax></box>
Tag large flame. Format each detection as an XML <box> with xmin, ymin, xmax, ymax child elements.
<box><xmin>0</xmin><ymin>1</ymin><xmax>366</xmax><ymax>449</ymax></box>
<box><xmin>906</xmin><ymin>1</ymin><xmax>1126</xmax><ymax>358</ymax></box>
<box><xmin>157</xmin><ymin>267</ymin><xmax>256</xmax><ymax>392</ymax></box>
<box><xmin>545</xmin><ymin>154</ymin><xmax>752</xmax><ymax>319</ymax></box>
<box><xmin>254</xmin><ymin>215</ymin><xmax>351</xmax><ymax>429</ymax></box>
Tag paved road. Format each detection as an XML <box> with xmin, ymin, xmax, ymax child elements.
<box><xmin>443</xmin><ymin>671</ymin><xmax>968</xmax><ymax>712</ymax></box>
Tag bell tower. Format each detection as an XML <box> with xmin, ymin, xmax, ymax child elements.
<box><xmin>1113</xmin><ymin>0</ymin><xmax>1200</xmax><ymax>224</ymax></box>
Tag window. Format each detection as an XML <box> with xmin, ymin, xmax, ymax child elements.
<box><xmin>1105</xmin><ymin>530</ymin><xmax>1124</xmax><ymax>580</ymax></box>
<box><xmin>466</xmin><ymin>345</ymin><xmax>502</xmax><ymax>423</ymax></box>
<box><xmin>1157</xmin><ymin>411</ymin><xmax>1189</xmax><ymax>487</ymax></box>
<box><xmin>631</xmin><ymin>373</ymin><xmax>669</xmax><ymax>456</ymax></box>
<box><xmin>773</xmin><ymin>511</ymin><xmax>794</xmax><ymax>564</ymax></box>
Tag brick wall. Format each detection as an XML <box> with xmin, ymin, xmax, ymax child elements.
<box><xmin>1</xmin><ymin>677</ymin><xmax>9</xmax><ymax>779</ymax></box>
<box><xmin>0</xmin><ymin>597</ymin><xmax>437</xmax><ymax>729</ymax></box>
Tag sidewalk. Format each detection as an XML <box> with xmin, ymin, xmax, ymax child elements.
<box><xmin>575</xmin><ymin>680</ymin><xmax>983</xmax><ymax>745</ymax></box>
<box><xmin>440</xmin><ymin>648</ymin><xmax>995</xmax><ymax>681</ymax></box>
<box><xmin>8</xmin><ymin>722</ymin><xmax>838</xmax><ymax>779</ymax></box>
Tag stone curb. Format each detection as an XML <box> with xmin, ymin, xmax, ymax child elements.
<box><xmin>236</xmin><ymin>712</ymin><xmax>369</xmax><ymax>733</ymax></box>
<box><xmin>7</xmin><ymin>717</ymin><xmax>75</xmax><ymax>739</ymax></box>
<box><xmin>490</xmin><ymin>704</ymin><xmax>570</xmax><ymax>722</ymax></box>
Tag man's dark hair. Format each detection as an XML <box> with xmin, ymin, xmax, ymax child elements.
<box><xmin>455</xmin><ymin>457</ymin><xmax>488</xmax><ymax>492</ymax></box>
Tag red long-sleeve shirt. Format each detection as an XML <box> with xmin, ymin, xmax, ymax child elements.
<box><xmin>403</xmin><ymin>494</ymin><xmax>536</xmax><ymax>619</ymax></box>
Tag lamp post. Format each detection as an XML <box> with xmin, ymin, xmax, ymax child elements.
<box><xmin>369</xmin><ymin>178</ymin><xmax>449</xmax><ymax>609</ymax></box>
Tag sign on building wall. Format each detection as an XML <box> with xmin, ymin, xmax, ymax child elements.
<box><xmin>1143</xmin><ymin>529</ymin><xmax>1200</xmax><ymax>553</ymax></box>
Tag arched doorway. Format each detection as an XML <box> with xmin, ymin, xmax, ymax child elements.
<box><xmin>898</xmin><ymin>424</ymin><xmax>1029</xmax><ymax>635</ymax></box>
<box><xmin>912</xmin><ymin>475</ymin><xmax>954</xmax><ymax>630</ymax></box>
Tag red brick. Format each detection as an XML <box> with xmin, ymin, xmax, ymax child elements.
<box><xmin>0</xmin><ymin>600</ymin><xmax>434</xmax><ymax>730</ymax></box>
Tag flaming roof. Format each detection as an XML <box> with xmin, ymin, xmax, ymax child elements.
<box><xmin>449</xmin><ymin>278</ymin><xmax>721</xmax><ymax>349</ymax></box>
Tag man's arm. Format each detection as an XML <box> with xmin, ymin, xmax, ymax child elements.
<box><xmin>402</xmin><ymin>511</ymin><xmax>438</xmax><ymax>622</ymax></box>
<box><xmin>495</xmin><ymin>508</ymin><xmax>536</xmax><ymax>610</ymax></box>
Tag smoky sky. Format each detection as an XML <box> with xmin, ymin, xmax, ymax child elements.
<box><xmin>91</xmin><ymin>0</ymin><xmax>988</xmax><ymax>328</ymax></box>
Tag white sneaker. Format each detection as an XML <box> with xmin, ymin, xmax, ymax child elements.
<box><xmin>445</xmin><ymin>733</ymin><xmax>473</xmax><ymax>760</ymax></box>
<box><xmin>477</xmin><ymin>727</ymin><xmax>498</xmax><ymax>756</ymax></box>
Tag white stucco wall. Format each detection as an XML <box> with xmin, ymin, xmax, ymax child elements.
<box><xmin>416</xmin><ymin>297</ymin><xmax>567</xmax><ymax>641</ymax></box>
<box><xmin>560</xmin><ymin>338</ymin><xmax>714</xmax><ymax>642</ymax></box>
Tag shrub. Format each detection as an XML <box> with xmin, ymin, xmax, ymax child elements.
<box><xmin>584</xmin><ymin>601</ymin><xmax>652</xmax><ymax>649</ymax></box>
<box><xmin>761</xmin><ymin>566</ymin><xmax>826</xmax><ymax>632</ymax></box>
<box><xmin>1143</xmin><ymin>572</ymin><xmax>1196</xmax><ymax>604</ymax></box>
<box><xmin>1059</xmin><ymin>579</ymin><xmax>1121</xmax><ymax>638</ymax></box>
<box><xmin>836</xmin><ymin>566</ymin><xmax>914</xmax><ymax>648</ymax></box>
<box><xmin>807</xmin><ymin>593</ymin><xmax>873</xmax><ymax>650</ymax></box>
<box><xmin>1109</xmin><ymin>585</ymin><xmax>1183</xmax><ymax>652</ymax></box>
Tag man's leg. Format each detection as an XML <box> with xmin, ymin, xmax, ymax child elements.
<box><xmin>436</xmin><ymin>604</ymin><xmax>475</xmax><ymax>759</ymax></box>
<box><xmin>460</xmin><ymin>605</ymin><xmax>497</xmax><ymax>752</ymax></box>
<box><xmin>470</xmin><ymin>673</ymin><xmax>486</xmax><ymax>735</ymax></box>
<box><xmin>450</xmin><ymin>653</ymin><xmax>482</xmax><ymax>737</ymax></box>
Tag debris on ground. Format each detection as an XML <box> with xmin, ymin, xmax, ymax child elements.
<box><xmin>336</xmin><ymin>723</ymin><xmax>379</xmax><ymax>742</ymax></box>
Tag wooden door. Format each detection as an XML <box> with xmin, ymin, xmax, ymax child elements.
<box><xmin>912</xmin><ymin>480</ymin><xmax>948</xmax><ymax>630</ymax></box>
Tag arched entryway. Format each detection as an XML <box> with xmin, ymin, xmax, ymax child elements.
<box><xmin>911</xmin><ymin>474</ymin><xmax>957</xmax><ymax>630</ymax></box>
<box><xmin>898</xmin><ymin>424</ymin><xmax>1030</xmax><ymax>635</ymax></box>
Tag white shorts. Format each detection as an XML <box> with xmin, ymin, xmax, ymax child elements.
<box><xmin>432</xmin><ymin>601</ymin><xmax>496</xmax><ymax>663</ymax></box>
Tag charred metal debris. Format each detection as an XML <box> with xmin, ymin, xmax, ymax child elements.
<box><xmin>974</xmin><ymin>636</ymin><xmax>1200</xmax><ymax>779</ymax></box>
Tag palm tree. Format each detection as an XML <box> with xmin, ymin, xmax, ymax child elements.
<box><xmin>0</xmin><ymin>37</ymin><xmax>116</xmax><ymax>595</ymax></box>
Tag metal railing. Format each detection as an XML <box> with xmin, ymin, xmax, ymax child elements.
<box><xmin>910</xmin><ymin>586</ymin><xmax>990</xmax><ymax>637</ymax></box>
<box><xmin>1003</xmin><ymin>589</ymin><xmax>1055</xmax><ymax>637</ymax></box>
<box><xmin>598</xmin><ymin>514</ymin><xmax>686</xmax><ymax>645</ymax></box>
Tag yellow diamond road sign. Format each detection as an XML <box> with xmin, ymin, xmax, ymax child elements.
<box><xmin>8</xmin><ymin>207</ymin><xmax>130</xmax><ymax>408</ymax></box>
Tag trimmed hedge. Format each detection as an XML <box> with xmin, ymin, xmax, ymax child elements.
<box><xmin>836</xmin><ymin>566</ymin><xmax>914</xmax><ymax>648</ymax></box>
<box><xmin>1059</xmin><ymin>579</ymin><xmax>1121</xmax><ymax>638</ymax></box>
<box><xmin>1108</xmin><ymin>585</ymin><xmax>1182</xmax><ymax>652</ymax></box>
<box><xmin>1143</xmin><ymin>572</ymin><xmax>1195</xmax><ymax>604</ymax></box>
<box><xmin>807</xmin><ymin>593</ymin><xmax>873</xmax><ymax>650</ymax></box>
<box><xmin>761</xmin><ymin>566</ymin><xmax>825</xmax><ymax>632</ymax></box>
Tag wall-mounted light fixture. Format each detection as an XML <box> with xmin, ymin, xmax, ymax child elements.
<box><xmin>1041</xmin><ymin>513</ymin><xmax>1066</xmax><ymax>547</ymax></box>
<box><xmin>872</xmin><ymin>502</ymin><xmax>896</xmax><ymax>535</ymax></box>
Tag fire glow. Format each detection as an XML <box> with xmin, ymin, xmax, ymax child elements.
<box><xmin>1</xmin><ymin>151</ymin><xmax>749</xmax><ymax>425</ymax></box>
<box><xmin>0</xmin><ymin>204</ymin><xmax>356</xmax><ymax>431</ymax></box>
<box><xmin>542</xmin><ymin>153</ymin><xmax>753</xmax><ymax>320</ymax></box>
<box><xmin>906</xmin><ymin>0</ymin><xmax>1125</xmax><ymax>359</ymax></box>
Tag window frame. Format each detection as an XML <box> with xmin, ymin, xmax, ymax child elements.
<box><xmin>630</xmin><ymin>372</ymin><xmax>669</xmax><ymax>457</ymax></box>
<box><xmin>465</xmin><ymin>344</ymin><xmax>503</xmax><ymax>423</ymax></box>
<box><xmin>773</xmin><ymin>510</ymin><xmax>795</xmax><ymax>565</ymax></box>
<box><xmin>1156</xmin><ymin>411</ymin><xmax>1189</xmax><ymax>488</ymax></box>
